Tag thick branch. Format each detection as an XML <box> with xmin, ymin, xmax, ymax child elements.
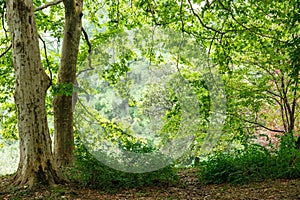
<box><xmin>38</xmin><ymin>35</ymin><xmax>52</xmax><ymax>84</ymax></box>
<box><xmin>81</xmin><ymin>28</ymin><xmax>92</xmax><ymax>67</ymax></box>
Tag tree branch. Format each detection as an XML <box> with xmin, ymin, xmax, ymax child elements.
<box><xmin>75</xmin><ymin>98</ymin><xmax>133</xmax><ymax>138</ymax></box>
<box><xmin>244</xmin><ymin>59</ymin><xmax>283</xmax><ymax>99</ymax></box>
<box><xmin>227</xmin><ymin>111</ymin><xmax>285</xmax><ymax>133</ymax></box>
<box><xmin>242</xmin><ymin>118</ymin><xmax>285</xmax><ymax>133</ymax></box>
<box><xmin>263</xmin><ymin>90</ymin><xmax>288</xmax><ymax>132</ymax></box>
<box><xmin>38</xmin><ymin>34</ymin><xmax>52</xmax><ymax>85</ymax></box>
<box><xmin>217</xmin><ymin>0</ymin><xmax>285</xmax><ymax>42</ymax></box>
<box><xmin>0</xmin><ymin>44</ymin><xmax>12</xmax><ymax>58</ymax></box>
<box><xmin>290</xmin><ymin>74</ymin><xmax>298</xmax><ymax>132</ymax></box>
<box><xmin>179</xmin><ymin>0</ymin><xmax>184</xmax><ymax>33</ymax></box>
<box><xmin>35</xmin><ymin>0</ymin><xmax>63</xmax><ymax>12</ymax></box>
<box><xmin>77</xmin><ymin>28</ymin><xmax>94</xmax><ymax>77</ymax></box>
<box><xmin>281</xmin><ymin>74</ymin><xmax>292</xmax><ymax>130</ymax></box>
<box><xmin>187</xmin><ymin>0</ymin><xmax>224</xmax><ymax>35</ymax></box>
<box><xmin>265</xmin><ymin>90</ymin><xmax>282</xmax><ymax>100</ymax></box>
<box><xmin>2</xmin><ymin>3</ymin><xmax>8</xmax><ymax>40</ymax></box>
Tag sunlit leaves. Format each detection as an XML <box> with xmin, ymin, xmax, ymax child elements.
<box><xmin>1</xmin><ymin>0</ymin><xmax>299</xmax><ymax>155</ymax></box>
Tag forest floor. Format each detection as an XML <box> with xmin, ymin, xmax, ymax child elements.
<box><xmin>1</xmin><ymin>168</ymin><xmax>300</xmax><ymax>200</ymax></box>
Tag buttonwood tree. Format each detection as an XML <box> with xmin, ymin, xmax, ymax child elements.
<box><xmin>5</xmin><ymin>0</ymin><xmax>83</xmax><ymax>188</ymax></box>
<box><xmin>6</xmin><ymin>0</ymin><xmax>63</xmax><ymax>188</ymax></box>
<box><xmin>52</xmin><ymin>0</ymin><xmax>83</xmax><ymax>167</ymax></box>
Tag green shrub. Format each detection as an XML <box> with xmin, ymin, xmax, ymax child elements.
<box><xmin>274</xmin><ymin>134</ymin><xmax>300</xmax><ymax>178</ymax></box>
<box><xmin>68</xmin><ymin>143</ymin><xmax>179</xmax><ymax>192</ymax></box>
<box><xmin>198</xmin><ymin>137</ymin><xmax>300</xmax><ymax>185</ymax></box>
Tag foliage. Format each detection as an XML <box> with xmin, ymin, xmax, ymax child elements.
<box><xmin>0</xmin><ymin>27</ymin><xmax>16</xmax><ymax>141</ymax></box>
<box><xmin>198</xmin><ymin>136</ymin><xmax>300</xmax><ymax>185</ymax></box>
<box><xmin>0</xmin><ymin>0</ymin><xmax>299</xmax><ymax>189</ymax></box>
<box><xmin>52</xmin><ymin>83</ymin><xmax>75</xmax><ymax>97</ymax></box>
<box><xmin>207</xmin><ymin>0</ymin><xmax>300</xmax><ymax>136</ymax></box>
<box><xmin>0</xmin><ymin>142</ymin><xmax>18</xmax><ymax>175</ymax></box>
<box><xmin>68</xmin><ymin>141</ymin><xmax>179</xmax><ymax>192</ymax></box>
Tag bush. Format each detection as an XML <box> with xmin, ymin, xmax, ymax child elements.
<box><xmin>68</xmin><ymin>143</ymin><xmax>179</xmax><ymax>192</ymax></box>
<box><xmin>198</xmin><ymin>137</ymin><xmax>300</xmax><ymax>185</ymax></box>
<box><xmin>274</xmin><ymin>134</ymin><xmax>300</xmax><ymax>178</ymax></box>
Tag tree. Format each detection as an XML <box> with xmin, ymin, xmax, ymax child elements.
<box><xmin>6</xmin><ymin>0</ymin><xmax>63</xmax><ymax>188</ymax></box>
<box><xmin>209</xmin><ymin>0</ymin><xmax>300</xmax><ymax>138</ymax></box>
<box><xmin>53</xmin><ymin>0</ymin><xmax>83</xmax><ymax>167</ymax></box>
<box><xmin>124</xmin><ymin>0</ymin><xmax>299</xmax><ymax>150</ymax></box>
<box><xmin>3</xmin><ymin>0</ymin><xmax>298</xmax><ymax>189</ymax></box>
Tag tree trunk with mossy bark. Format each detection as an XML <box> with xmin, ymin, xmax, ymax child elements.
<box><xmin>6</xmin><ymin>0</ymin><xmax>63</xmax><ymax>189</ymax></box>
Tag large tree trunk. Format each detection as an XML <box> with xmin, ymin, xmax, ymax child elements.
<box><xmin>53</xmin><ymin>0</ymin><xmax>83</xmax><ymax>167</ymax></box>
<box><xmin>6</xmin><ymin>0</ymin><xmax>63</xmax><ymax>189</ymax></box>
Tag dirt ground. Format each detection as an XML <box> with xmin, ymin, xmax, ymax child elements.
<box><xmin>1</xmin><ymin>169</ymin><xmax>300</xmax><ymax>199</ymax></box>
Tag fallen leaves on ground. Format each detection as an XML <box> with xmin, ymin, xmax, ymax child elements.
<box><xmin>1</xmin><ymin>168</ymin><xmax>300</xmax><ymax>199</ymax></box>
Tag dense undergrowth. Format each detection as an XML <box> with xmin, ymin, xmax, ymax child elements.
<box><xmin>67</xmin><ymin>144</ymin><xmax>179</xmax><ymax>192</ymax></box>
<box><xmin>2</xmin><ymin>135</ymin><xmax>300</xmax><ymax>195</ymax></box>
<box><xmin>67</xmin><ymin>135</ymin><xmax>300</xmax><ymax>191</ymax></box>
<box><xmin>198</xmin><ymin>135</ymin><xmax>300</xmax><ymax>185</ymax></box>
